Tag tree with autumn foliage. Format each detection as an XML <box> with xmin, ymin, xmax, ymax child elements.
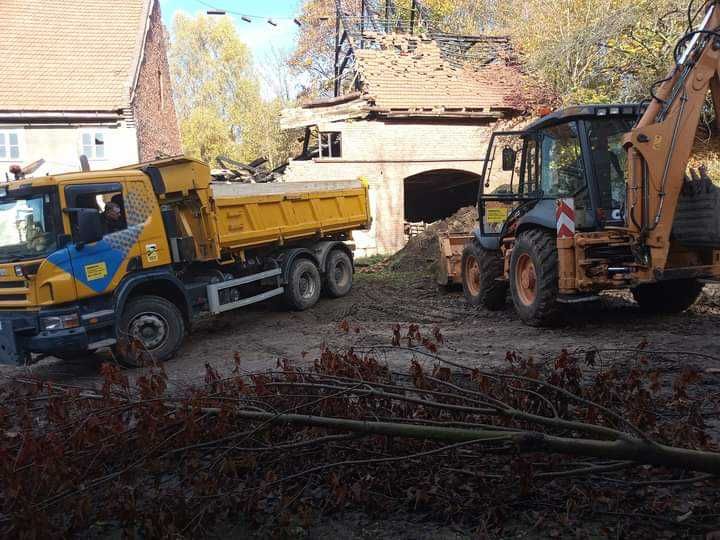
<box><xmin>169</xmin><ymin>13</ymin><xmax>297</xmax><ymax>167</ymax></box>
<box><xmin>502</xmin><ymin>0</ymin><xmax>690</xmax><ymax>104</ymax></box>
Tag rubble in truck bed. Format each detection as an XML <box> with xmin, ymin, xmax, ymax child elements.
<box><xmin>359</xmin><ymin>206</ymin><xmax>478</xmax><ymax>274</ymax></box>
<box><xmin>210</xmin><ymin>155</ymin><xmax>288</xmax><ymax>184</ymax></box>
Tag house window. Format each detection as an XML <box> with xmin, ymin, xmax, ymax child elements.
<box><xmin>319</xmin><ymin>132</ymin><xmax>342</xmax><ymax>158</ymax></box>
<box><xmin>81</xmin><ymin>132</ymin><xmax>106</xmax><ymax>160</ymax></box>
<box><xmin>0</xmin><ymin>130</ymin><xmax>22</xmax><ymax>161</ymax></box>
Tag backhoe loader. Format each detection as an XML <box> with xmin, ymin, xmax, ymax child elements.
<box><xmin>461</xmin><ymin>0</ymin><xmax>720</xmax><ymax>325</ymax></box>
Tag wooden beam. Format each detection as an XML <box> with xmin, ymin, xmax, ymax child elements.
<box><xmin>280</xmin><ymin>99</ymin><xmax>370</xmax><ymax>130</ymax></box>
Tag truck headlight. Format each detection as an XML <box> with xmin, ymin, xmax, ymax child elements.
<box><xmin>40</xmin><ymin>314</ymin><xmax>80</xmax><ymax>331</ymax></box>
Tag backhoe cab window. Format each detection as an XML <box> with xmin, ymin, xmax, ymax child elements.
<box><xmin>539</xmin><ymin>123</ymin><xmax>586</xmax><ymax>199</ymax></box>
<box><xmin>586</xmin><ymin>118</ymin><xmax>633</xmax><ymax>222</ymax></box>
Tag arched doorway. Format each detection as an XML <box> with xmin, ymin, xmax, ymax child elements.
<box><xmin>403</xmin><ymin>169</ymin><xmax>481</xmax><ymax>223</ymax></box>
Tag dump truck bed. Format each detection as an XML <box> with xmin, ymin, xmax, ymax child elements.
<box><xmin>210</xmin><ymin>180</ymin><xmax>371</xmax><ymax>251</ymax></box>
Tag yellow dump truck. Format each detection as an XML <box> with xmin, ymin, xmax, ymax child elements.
<box><xmin>0</xmin><ymin>157</ymin><xmax>370</xmax><ymax>366</ymax></box>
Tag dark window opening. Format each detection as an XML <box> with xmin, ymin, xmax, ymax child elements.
<box><xmin>319</xmin><ymin>132</ymin><xmax>342</xmax><ymax>158</ymax></box>
<box><xmin>404</xmin><ymin>170</ymin><xmax>481</xmax><ymax>224</ymax></box>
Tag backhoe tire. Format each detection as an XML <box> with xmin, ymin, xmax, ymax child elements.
<box><xmin>323</xmin><ymin>250</ymin><xmax>353</xmax><ymax>298</ymax></box>
<box><xmin>461</xmin><ymin>243</ymin><xmax>507</xmax><ymax>310</ymax></box>
<box><xmin>509</xmin><ymin>229</ymin><xmax>561</xmax><ymax>326</ymax></box>
<box><xmin>631</xmin><ymin>279</ymin><xmax>703</xmax><ymax>314</ymax></box>
<box><xmin>116</xmin><ymin>295</ymin><xmax>185</xmax><ymax>368</ymax></box>
<box><xmin>284</xmin><ymin>258</ymin><xmax>322</xmax><ymax>311</ymax></box>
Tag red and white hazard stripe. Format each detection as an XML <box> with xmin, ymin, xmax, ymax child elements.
<box><xmin>555</xmin><ymin>198</ymin><xmax>575</xmax><ymax>239</ymax></box>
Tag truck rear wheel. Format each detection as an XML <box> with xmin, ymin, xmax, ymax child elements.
<box><xmin>509</xmin><ymin>229</ymin><xmax>560</xmax><ymax>326</ymax></box>
<box><xmin>284</xmin><ymin>258</ymin><xmax>322</xmax><ymax>311</ymax></box>
<box><xmin>461</xmin><ymin>243</ymin><xmax>507</xmax><ymax>310</ymax></box>
<box><xmin>632</xmin><ymin>279</ymin><xmax>703</xmax><ymax>314</ymax></box>
<box><xmin>116</xmin><ymin>295</ymin><xmax>185</xmax><ymax>368</ymax></box>
<box><xmin>324</xmin><ymin>250</ymin><xmax>353</xmax><ymax>298</ymax></box>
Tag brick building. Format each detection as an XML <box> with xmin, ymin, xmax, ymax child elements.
<box><xmin>281</xmin><ymin>34</ymin><xmax>535</xmax><ymax>256</ymax></box>
<box><xmin>0</xmin><ymin>0</ymin><xmax>181</xmax><ymax>179</ymax></box>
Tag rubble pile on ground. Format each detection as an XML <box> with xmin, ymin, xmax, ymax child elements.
<box><xmin>361</xmin><ymin>206</ymin><xmax>477</xmax><ymax>274</ymax></box>
<box><xmin>699</xmin><ymin>283</ymin><xmax>720</xmax><ymax>307</ymax></box>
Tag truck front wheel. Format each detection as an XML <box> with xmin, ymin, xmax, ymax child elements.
<box><xmin>461</xmin><ymin>243</ymin><xmax>507</xmax><ymax>310</ymax></box>
<box><xmin>284</xmin><ymin>259</ymin><xmax>322</xmax><ymax>311</ymax></box>
<box><xmin>116</xmin><ymin>295</ymin><xmax>185</xmax><ymax>367</ymax></box>
<box><xmin>509</xmin><ymin>229</ymin><xmax>561</xmax><ymax>326</ymax></box>
<box><xmin>632</xmin><ymin>279</ymin><xmax>703</xmax><ymax>314</ymax></box>
<box><xmin>324</xmin><ymin>250</ymin><xmax>353</xmax><ymax>298</ymax></box>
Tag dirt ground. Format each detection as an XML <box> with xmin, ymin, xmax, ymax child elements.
<box><xmin>3</xmin><ymin>272</ymin><xmax>720</xmax><ymax>390</ymax></box>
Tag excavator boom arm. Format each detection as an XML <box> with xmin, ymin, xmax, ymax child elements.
<box><xmin>625</xmin><ymin>0</ymin><xmax>720</xmax><ymax>275</ymax></box>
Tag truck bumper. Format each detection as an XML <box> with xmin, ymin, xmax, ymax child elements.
<box><xmin>0</xmin><ymin>308</ymin><xmax>116</xmax><ymax>365</ymax></box>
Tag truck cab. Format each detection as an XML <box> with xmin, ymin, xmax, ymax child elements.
<box><xmin>0</xmin><ymin>167</ymin><xmax>175</xmax><ymax>364</ymax></box>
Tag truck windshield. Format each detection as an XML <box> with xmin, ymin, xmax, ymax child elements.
<box><xmin>0</xmin><ymin>193</ymin><xmax>59</xmax><ymax>262</ymax></box>
<box><xmin>585</xmin><ymin>117</ymin><xmax>634</xmax><ymax>221</ymax></box>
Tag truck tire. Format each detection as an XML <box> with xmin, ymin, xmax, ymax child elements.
<box><xmin>509</xmin><ymin>229</ymin><xmax>561</xmax><ymax>326</ymax></box>
<box><xmin>116</xmin><ymin>295</ymin><xmax>185</xmax><ymax>368</ymax></box>
<box><xmin>284</xmin><ymin>258</ymin><xmax>322</xmax><ymax>311</ymax></box>
<box><xmin>324</xmin><ymin>250</ymin><xmax>353</xmax><ymax>298</ymax></box>
<box><xmin>632</xmin><ymin>279</ymin><xmax>703</xmax><ymax>314</ymax></box>
<box><xmin>461</xmin><ymin>243</ymin><xmax>507</xmax><ymax>310</ymax></box>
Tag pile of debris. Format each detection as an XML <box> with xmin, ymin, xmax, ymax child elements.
<box><xmin>210</xmin><ymin>155</ymin><xmax>288</xmax><ymax>184</ymax></box>
<box><xmin>360</xmin><ymin>206</ymin><xmax>477</xmax><ymax>274</ymax></box>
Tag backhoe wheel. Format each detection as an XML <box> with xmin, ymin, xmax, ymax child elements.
<box><xmin>116</xmin><ymin>295</ymin><xmax>185</xmax><ymax>368</ymax></box>
<box><xmin>631</xmin><ymin>279</ymin><xmax>703</xmax><ymax>314</ymax></box>
<box><xmin>324</xmin><ymin>250</ymin><xmax>353</xmax><ymax>298</ymax></box>
<box><xmin>461</xmin><ymin>243</ymin><xmax>507</xmax><ymax>310</ymax></box>
<box><xmin>284</xmin><ymin>258</ymin><xmax>322</xmax><ymax>311</ymax></box>
<box><xmin>509</xmin><ymin>229</ymin><xmax>561</xmax><ymax>326</ymax></box>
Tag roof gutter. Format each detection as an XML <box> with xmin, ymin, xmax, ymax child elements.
<box><xmin>0</xmin><ymin>111</ymin><xmax>123</xmax><ymax>121</ymax></box>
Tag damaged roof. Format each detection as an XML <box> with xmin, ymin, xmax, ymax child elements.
<box><xmin>0</xmin><ymin>0</ymin><xmax>152</xmax><ymax>112</ymax></box>
<box><xmin>355</xmin><ymin>33</ymin><xmax>525</xmax><ymax>113</ymax></box>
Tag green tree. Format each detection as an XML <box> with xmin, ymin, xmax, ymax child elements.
<box><xmin>169</xmin><ymin>13</ymin><xmax>296</xmax><ymax>168</ymax></box>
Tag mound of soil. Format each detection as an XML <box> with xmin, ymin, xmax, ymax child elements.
<box><xmin>362</xmin><ymin>206</ymin><xmax>477</xmax><ymax>274</ymax></box>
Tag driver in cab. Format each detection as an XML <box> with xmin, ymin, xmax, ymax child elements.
<box><xmin>102</xmin><ymin>201</ymin><xmax>125</xmax><ymax>234</ymax></box>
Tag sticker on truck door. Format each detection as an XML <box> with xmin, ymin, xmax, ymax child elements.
<box><xmin>145</xmin><ymin>243</ymin><xmax>158</xmax><ymax>263</ymax></box>
<box><xmin>85</xmin><ymin>262</ymin><xmax>108</xmax><ymax>281</ymax></box>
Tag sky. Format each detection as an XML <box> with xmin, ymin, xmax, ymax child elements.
<box><xmin>159</xmin><ymin>0</ymin><xmax>303</xmax><ymax>96</ymax></box>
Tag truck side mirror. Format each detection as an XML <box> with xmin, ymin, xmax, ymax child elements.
<box><xmin>66</xmin><ymin>208</ymin><xmax>103</xmax><ymax>248</ymax></box>
<box><xmin>502</xmin><ymin>147</ymin><xmax>517</xmax><ymax>171</ymax></box>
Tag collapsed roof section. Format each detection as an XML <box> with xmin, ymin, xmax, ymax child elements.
<box><xmin>357</xmin><ymin>32</ymin><xmax>520</xmax><ymax>114</ymax></box>
<box><xmin>281</xmin><ymin>33</ymin><xmax>551</xmax><ymax>129</ymax></box>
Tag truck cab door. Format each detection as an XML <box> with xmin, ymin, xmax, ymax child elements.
<box><xmin>63</xmin><ymin>181</ymin><xmax>151</xmax><ymax>299</ymax></box>
<box><xmin>63</xmin><ymin>179</ymin><xmax>170</xmax><ymax>300</ymax></box>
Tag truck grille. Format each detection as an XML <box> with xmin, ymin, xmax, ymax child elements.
<box><xmin>0</xmin><ymin>281</ymin><xmax>31</xmax><ymax>306</ymax></box>
<box><xmin>0</xmin><ymin>294</ymin><xmax>27</xmax><ymax>302</ymax></box>
<box><xmin>0</xmin><ymin>281</ymin><xmax>26</xmax><ymax>289</ymax></box>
